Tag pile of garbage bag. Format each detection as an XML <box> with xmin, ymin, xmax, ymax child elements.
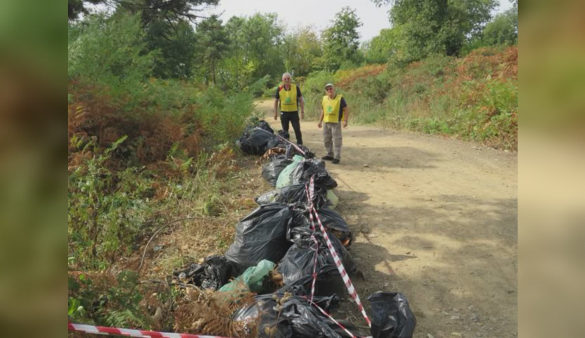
<box><xmin>171</xmin><ymin>121</ymin><xmax>416</xmax><ymax>337</ymax></box>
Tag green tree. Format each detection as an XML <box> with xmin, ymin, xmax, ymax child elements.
<box><xmin>322</xmin><ymin>7</ymin><xmax>363</xmax><ymax>71</ymax></box>
<box><xmin>223</xmin><ymin>14</ymin><xmax>285</xmax><ymax>86</ymax></box>
<box><xmin>68</xmin><ymin>13</ymin><xmax>156</xmax><ymax>89</ymax></box>
<box><xmin>194</xmin><ymin>15</ymin><xmax>229</xmax><ymax>85</ymax></box>
<box><xmin>362</xmin><ymin>27</ymin><xmax>400</xmax><ymax>64</ymax></box>
<box><xmin>282</xmin><ymin>27</ymin><xmax>323</xmax><ymax>76</ymax></box>
<box><xmin>481</xmin><ymin>4</ymin><xmax>518</xmax><ymax>46</ymax></box>
<box><xmin>68</xmin><ymin>0</ymin><xmax>107</xmax><ymax>20</ymax></box>
<box><xmin>145</xmin><ymin>19</ymin><xmax>198</xmax><ymax>79</ymax></box>
<box><xmin>372</xmin><ymin>0</ymin><xmax>496</xmax><ymax>63</ymax></box>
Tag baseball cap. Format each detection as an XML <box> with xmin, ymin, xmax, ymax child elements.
<box><xmin>324</xmin><ymin>83</ymin><xmax>334</xmax><ymax>89</ymax></box>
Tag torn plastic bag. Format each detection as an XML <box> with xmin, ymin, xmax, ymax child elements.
<box><xmin>255</xmin><ymin>184</ymin><xmax>328</xmax><ymax>209</ymax></box>
<box><xmin>255</xmin><ymin>189</ymin><xmax>281</xmax><ymax>205</ymax></box>
<box><xmin>219</xmin><ymin>259</ymin><xmax>275</xmax><ymax>293</ymax></box>
<box><xmin>233</xmin><ymin>288</ymin><xmax>347</xmax><ymax>338</ymax></box>
<box><xmin>172</xmin><ymin>255</ymin><xmax>240</xmax><ymax>290</ymax></box>
<box><xmin>225</xmin><ymin>204</ymin><xmax>294</xmax><ymax>268</ymax></box>
<box><xmin>368</xmin><ymin>291</ymin><xmax>416</xmax><ymax>338</ymax></box>
<box><xmin>262</xmin><ymin>155</ymin><xmax>293</xmax><ymax>186</ymax></box>
<box><xmin>238</xmin><ymin>127</ymin><xmax>278</xmax><ymax>155</ymax></box>
<box><xmin>278</xmin><ymin>227</ymin><xmax>356</xmax><ymax>296</ymax></box>
<box><xmin>314</xmin><ymin>207</ymin><xmax>353</xmax><ymax>247</ymax></box>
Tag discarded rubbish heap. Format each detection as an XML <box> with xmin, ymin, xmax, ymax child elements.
<box><xmin>172</xmin><ymin>120</ymin><xmax>416</xmax><ymax>337</ymax></box>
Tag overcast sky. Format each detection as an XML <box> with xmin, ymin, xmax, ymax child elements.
<box><xmin>202</xmin><ymin>0</ymin><xmax>514</xmax><ymax>43</ymax></box>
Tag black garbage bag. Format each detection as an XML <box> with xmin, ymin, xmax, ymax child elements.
<box><xmin>255</xmin><ymin>184</ymin><xmax>328</xmax><ymax>209</ymax></box>
<box><xmin>278</xmin><ymin>227</ymin><xmax>356</xmax><ymax>296</ymax></box>
<box><xmin>172</xmin><ymin>255</ymin><xmax>240</xmax><ymax>290</ymax></box>
<box><xmin>289</xmin><ymin>158</ymin><xmax>337</xmax><ymax>189</ymax></box>
<box><xmin>233</xmin><ymin>288</ymin><xmax>347</xmax><ymax>338</ymax></box>
<box><xmin>283</xmin><ymin>143</ymin><xmax>315</xmax><ymax>160</ymax></box>
<box><xmin>315</xmin><ymin>207</ymin><xmax>353</xmax><ymax>246</ymax></box>
<box><xmin>225</xmin><ymin>204</ymin><xmax>294</xmax><ymax>268</ymax></box>
<box><xmin>262</xmin><ymin>155</ymin><xmax>293</xmax><ymax>186</ymax></box>
<box><xmin>238</xmin><ymin>127</ymin><xmax>279</xmax><ymax>155</ymax></box>
<box><xmin>368</xmin><ymin>292</ymin><xmax>416</xmax><ymax>338</ymax></box>
<box><xmin>256</xmin><ymin>120</ymin><xmax>274</xmax><ymax>134</ymax></box>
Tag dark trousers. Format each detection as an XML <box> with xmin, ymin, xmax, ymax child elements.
<box><xmin>280</xmin><ymin>111</ymin><xmax>303</xmax><ymax>145</ymax></box>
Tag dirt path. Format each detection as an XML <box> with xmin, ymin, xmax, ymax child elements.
<box><xmin>259</xmin><ymin>100</ymin><xmax>517</xmax><ymax>338</ymax></box>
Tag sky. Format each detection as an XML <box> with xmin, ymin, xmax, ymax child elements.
<box><xmin>202</xmin><ymin>0</ymin><xmax>514</xmax><ymax>44</ymax></box>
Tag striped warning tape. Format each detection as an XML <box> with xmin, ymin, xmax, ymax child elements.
<box><xmin>68</xmin><ymin>322</ymin><xmax>227</xmax><ymax>338</ymax></box>
<box><xmin>305</xmin><ymin>183</ymin><xmax>320</xmax><ymax>303</ymax></box>
<box><xmin>307</xmin><ymin>176</ymin><xmax>372</xmax><ymax>328</ymax></box>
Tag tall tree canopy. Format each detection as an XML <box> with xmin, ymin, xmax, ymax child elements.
<box><xmin>223</xmin><ymin>14</ymin><xmax>284</xmax><ymax>86</ymax></box>
<box><xmin>481</xmin><ymin>2</ymin><xmax>518</xmax><ymax>46</ymax></box>
<box><xmin>372</xmin><ymin>0</ymin><xmax>496</xmax><ymax>63</ymax></box>
<box><xmin>282</xmin><ymin>27</ymin><xmax>322</xmax><ymax>77</ymax></box>
<box><xmin>362</xmin><ymin>28</ymin><xmax>400</xmax><ymax>64</ymax></box>
<box><xmin>194</xmin><ymin>15</ymin><xmax>229</xmax><ymax>84</ymax></box>
<box><xmin>322</xmin><ymin>7</ymin><xmax>363</xmax><ymax>71</ymax></box>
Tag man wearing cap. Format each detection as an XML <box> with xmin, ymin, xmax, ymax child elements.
<box><xmin>274</xmin><ymin>72</ymin><xmax>305</xmax><ymax>145</ymax></box>
<box><xmin>318</xmin><ymin>83</ymin><xmax>348</xmax><ymax>164</ymax></box>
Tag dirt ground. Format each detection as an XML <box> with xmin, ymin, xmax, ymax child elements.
<box><xmin>259</xmin><ymin>100</ymin><xmax>517</xmax><ymax>338</ymax></box>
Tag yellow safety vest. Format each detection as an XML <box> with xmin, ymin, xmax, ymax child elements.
<box><xmin>279</xmin><ymin>84</ymin><xmax>298</xmax><ymax>112</ymax></box>
<box><xmin>322</xmin><ymin>94</ymin><xmax>344</xmax><ymax>123</ymax></box>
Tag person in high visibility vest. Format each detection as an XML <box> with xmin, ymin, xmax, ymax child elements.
<box><xmin>273</xmin><ymin>72</ymin><xmax>305</xmax><ymax>145</ymax></box>
<box><xmin>318</xmin><ymin>83</ymin><xmax>348</xmax><ymax>164</ymax></box>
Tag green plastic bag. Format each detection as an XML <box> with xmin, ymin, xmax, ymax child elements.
<box><xmin>218</xmin><ymin>259</ymin><xmax>275</xmax><ymax>293</ymax></box>
<box><xmin>275</xmin><ymin>155</ymin><xmax>304</xmax><ymax>188</ymax></box>
<box><xmin>326</xmin><ymin>189</ymin><xmax>338</xmax><ymax>209</ymax></box>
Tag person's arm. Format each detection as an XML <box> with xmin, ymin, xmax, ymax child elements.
<box><xmin>341</xmin><ymin>98</ymin><xmax>348</xmax><ymax>128</ymax></box>
<box><xmin>299</xmin><ymin>96</ymin><xmax>305</xmax><ymax>120</ymax></box>
<box><xmin>274</xmin><ymin>88</ymin><xmax>280</xmax><ymax>120</ymax></box>
<box><xmin>297</xmin><ymin>86</ymin><xmax>305</xmax><ymax>119</ymax></box>
<box><xmin>317</xmin><ymin>107</ymin><xmax>324</xmax><ymax>128</ymax></box>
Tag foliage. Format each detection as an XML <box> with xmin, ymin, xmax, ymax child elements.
<box><xmin>194</xmin><ymin>15</ymin><xmax>229</xmax><ymax>84</ymax></box>
<box><xmin>362</xmin><ymin>28</ymin><xmax>400</xmax><ymax>64</ymax></box>
<box><xmin>481</xmin><ymin>5</ymin><xmax>518</xmax><ymax>46</ymax></box>
<box><xmin>371</xmin><ymin>0</ymin><xmax>496</xmax><ymax>63</ymax></box>
<box><xmin>68</xmin><ymin>271</ymin><xmax>150</xmax><ymax>328</ymax></box>
<box><xmin>321</xmin><ymin>7</ymin><xmax>363</xmax><ymax>71</ymax></box>
<box><xmin>282</xmin><ymin>26</ymin><xmax>323</xmax><ymax>77</ymax></box>
<box><xmin>145</xmin><ymin>19</ymin><xmax>198</xmax><ymax>79</ymax></box>
<box><xmin>68</xmin><ymin>136</ymin><xmax>157</xmax><ymax>269</ymax></box>
<box><xmin>194</xmin><ymin>85</ymin><xmax>256</xmax><ymax>147</ymax></box>
<box><xmin>68</xmin><ymin>12</ymin><xmax>157</xmax><ymax>107</ymax></box>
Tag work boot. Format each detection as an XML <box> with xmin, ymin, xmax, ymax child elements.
<box><xmin>321</xmin><ymin>155</ymin><xmax>334</xmax><ymax>161</ymax></box>
<box><xmin>332</xmin><ymin>158</ymin><xmax>340</xmax><ymax>164</ymax></box>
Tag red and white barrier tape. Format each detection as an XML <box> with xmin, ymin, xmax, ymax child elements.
<box><xmin>305</xmin><ymin>183</ymin><xmax>320</xmax><ymax>303</ymax></box>
<box><xmin>307</xmin><ymin>176</ymin><xmax>372</xmax><ymax>328</ymax></box>
<box><xmin>68</xmin><ymin>322</ymin><xmax>227</xmax><ymax>338</ymax></box>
